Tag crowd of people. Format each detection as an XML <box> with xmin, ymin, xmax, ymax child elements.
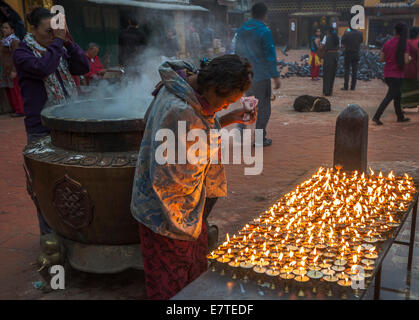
<box><xmin>309</xmin><ymin>22</ymin><xmax>418</xmax><ymax>125</ymax></box>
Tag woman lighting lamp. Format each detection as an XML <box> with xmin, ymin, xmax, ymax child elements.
<box><xmin>131</xmin><ymin>55</ymin><xmax>256</xmax><ymax>300</ymax></box>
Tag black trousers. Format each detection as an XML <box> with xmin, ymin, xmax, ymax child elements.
<box><xmin>373</xmin><ymin>78</ymin><xmax>404</xmax><ymax>120</ymax></box>
<box><xmin>27</xmin><ymin>133</ymin><xmax>52</xmax><ymax>235</ymax></box>
<box><xmin>249</xmin><ymin>79</ymin><xmax>272</xmax><ymax>140</ymax></box>
<box><xmin>203</xmin><ymin>198</ymin><xmax>218</xmax><ymax>222</ymax></box>
<box><xmin>323</xmin><ymin>52</ymin><xmax>339</xmax><ymax>96</ymax></box>
<box><xmin>344</xmin><ymin>52</ymin><xmax>359</xmax><ymax>90</ymax></box>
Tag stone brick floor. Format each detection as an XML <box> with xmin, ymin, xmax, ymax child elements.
<box><xmin>0</xmin><ymin>50</ymin><xmax>418</xmax><ymax>299</ymax></box>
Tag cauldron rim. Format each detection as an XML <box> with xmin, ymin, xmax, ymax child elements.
<box><xmin>41</xmin><ymin>97</ymin><xmax>150</xmax><ymax>133</ymax></box>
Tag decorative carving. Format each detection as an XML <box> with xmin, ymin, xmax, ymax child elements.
<box><xmin>112</xmin><ymin>156</ymin><xmax>130</xmax><ymax>167</ymax></box>
<box><xmin>23</xmin><ymin>162</ymin><xmax>40</xmax><ymax>210</ymax></box>
<box><xmin>53</xmin><ymin>175</ymin><xmax>94</xmax><ymax>229</ymax></box>
<box><xmin>23</xmin><ymin>138</ymin><xmax>138</xmax><ymax>168</ymax></box>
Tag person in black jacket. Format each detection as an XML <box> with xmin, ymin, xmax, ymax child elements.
<box><xmin>323</xmin><ymin>27</ymin><xmax>340</xmax><ymax>96</ymax></box>
<box><xmin>341</xmin><ymin>26</ymin><xmax>363</xmax><ymax>91</ymax></box>
<box><xmin>118</xmin><ymin>17</ymin><xmax>148</xmax><ymax>76</ymax></box>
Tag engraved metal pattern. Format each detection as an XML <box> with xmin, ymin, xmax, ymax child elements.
<box><xmin>23</xmin><ymin>162</ymin><xmax>41</xmax><ymax>210</ymax></box>
<box><xmin>23</xmin><ymin>137</ymin><xmax>138</xmax><ymax>168</ymax></box>
<box><xmin>53</xmin><ymin>175</ymin><xmax>94</xmax><ymax>230</ymax></box>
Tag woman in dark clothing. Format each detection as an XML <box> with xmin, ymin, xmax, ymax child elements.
<box><xmin>13</xmin><ymin>7</ymin><xmax>89</xmax><ymax>235</ymax></box>
<box><xmin>372</xmin><ymin>23</ymin><xmax>410</xmax><ymax>125</ymax></box>
<box><xmin>322</xmin><ymin>27</ymin><xmax>340</xmax><ymax>96</ymax></box>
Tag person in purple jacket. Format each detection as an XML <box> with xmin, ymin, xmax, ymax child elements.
<box><xmin>14</xmin><ymin>7</ymin><xmax>89</xmax><ymax>234</ymax></box>
<box><xmin>14</xmin><ymin>7</ymin><xmax>89</xmax><ymax>143</ymax></box>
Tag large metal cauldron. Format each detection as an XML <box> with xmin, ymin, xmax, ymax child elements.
<box><xmin>23</xmin><ymin>98</ymin><xmax>150</xmax><ymax>273</ymax></box>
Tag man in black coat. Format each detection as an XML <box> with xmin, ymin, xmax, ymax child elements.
<box><xmin>341</xmin><ymin>26</ymin><xmax>363</xmax><ymax>91</ymax></box>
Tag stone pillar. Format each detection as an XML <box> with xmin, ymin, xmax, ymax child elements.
<box><xmin>333</xmin><ymin>104</ymin><xmax>369</xmax><ymax>173</ymax></box>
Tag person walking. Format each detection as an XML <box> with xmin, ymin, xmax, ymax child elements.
<box><xmin>309</xmin><ymin>28</ymin><xmax>322</xmax><ymax>81</ymax></box>
<box><xmin>372</xmin><ymin>23</ymin><xmax>410</xmax><ymax>125</ymax></box>
<box><xmin>0</xmin><ymin>20</ymin><xmax>24</xmax><ymax>117</ymax></box>
<box><xmin>341</xmin><ymin>26</ymin><xmax>363</xmax><ymax>91</ymax></box>
<box><xmin>322</xmin><ymin>26</ymin><xmax>340</xmax><ymax>96</ymax></box>
<box><xmin>131</xmin><ymin>55</ymin><xmax>255</xmax><ymax>300</ymax></box>
<box><xmin>235</xmin><ymin>2</ymin><xmax>281</xmax><ymax>147</ymax></box>
<box><xmin>401</xmin><ymin>27</ymin><xmax>419</xmax><ymax>109</ymax></box>
<box><xmin>13</xmin><ymin>7</ymin><xmax>89</xmax><ymax>234</ymax></box>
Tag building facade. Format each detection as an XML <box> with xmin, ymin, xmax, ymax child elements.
<box><xmin>263</xmin><ymin>0</ymin><xmax>363</xmax><ymax>48</ymax></box>
<box><xmin>364</xmin><ymin>0</ymin><xmax>419</xmax><ymax>45</ymax></box>
<box><xmin>4</xmin><ymin>0</ymin><xmax>210</xmax><ymax>66</ymax></box>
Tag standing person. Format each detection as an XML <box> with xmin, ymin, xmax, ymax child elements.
<box><xmin>118</xmin><ymin>17</ymin><xmax>147</xmax><ymax>75</ymax></box>
<box><xmin>0</xmin><ymin>0</ymin><xmax>26</xmax><ymax>40</ymax></box>
<box><xmin>162</xmin><ymin>28</ymin><xmax>180</xmax><ymax>59</ymax></box>
<box><xmin>235</xmin><ymin>2</ymin><xmax>281</xmax><ymax>147</ymax></box>
<box><xmin>309</xmin><ymin>28</ymin><xmax>322</xmax><ymax>81</ymax></box>
<box><xmin>201</xmin><ymin>24</ymin><xmax>214</xmax><ymax>56</ymax></box>
<box><xmin>13</xmin><ymin>7</ymin><xmax>89</xmax><ymax>234</ymax></box>
<box><xmin>322</xmin><ymin>26</ymin><xmax>340</xmax><ymax>96</ymax></box>
<box><xmin>341</xmin><ymin>26</ymin><xmax>363</xmax><ymax>91</ymax></box>
<box><xmin>187</xmin><ymin>26</ymin><xmax>201</xmax><ymax>63</ymax></box>
<box><xmin>372</xmin><ymin>23</ymin><xmax>410</xmax><ymax>125</ymax></box>
<box><xmin>401</xmin><ymin>27</ymin><xmax>419</xmax><ymax>109</ymax></box>
<box><xmin>0</xmin><ymin>20</ymin><xmax>24</xmax><ymax>117</ymax></box>
<box><xmin>84</xmin><ymin>42</ymin><xmax>106</xmax><ymax>85</ymax></box>
<box><xmin>131</xmin><ymin>55</ymin><xmax>255</xmax><ymax>300</ymax></box>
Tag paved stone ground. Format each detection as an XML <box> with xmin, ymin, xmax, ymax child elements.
<box><xmin>0</xmin><ymin>50</ymin><xmax>418</xmax><ymax>300</ymax></box>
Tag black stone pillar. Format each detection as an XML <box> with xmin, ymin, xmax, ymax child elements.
<box><xmin>333</xmin><ymin>104</ymin><xmax>369</xmax><ymax>173</ymax></box>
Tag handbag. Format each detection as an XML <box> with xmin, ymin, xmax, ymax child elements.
<box><xmin>317</xmin><ymin>44</ymin><xmax>326</xmax><ymax>60</ymax></box>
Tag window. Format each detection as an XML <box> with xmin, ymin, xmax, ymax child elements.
<box><xmin>102</xmin><ymin>8</ymin><xmax>119</xmax><ymax>29</ymax></box>
<box><xmin>83</xmin><ymin>7</ymin><xmax>102</xmax><ymax>29</ymax></box>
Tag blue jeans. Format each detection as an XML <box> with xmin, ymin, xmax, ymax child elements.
<box><xmin>27</xmin><ymin>132</ymin><xmax>52</xmax><ymax>235</ymax></box>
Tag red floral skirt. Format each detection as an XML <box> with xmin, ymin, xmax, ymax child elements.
<box><xmin>139</xmin><ymin>222</ymin><xmax>208</xmax><ymax>300</ymax></box>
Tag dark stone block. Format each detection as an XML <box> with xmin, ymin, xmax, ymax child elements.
<box><xmin>333</xmin><ymin>104</ymin><xmax>369</xmax><ymax>173</ymax></box>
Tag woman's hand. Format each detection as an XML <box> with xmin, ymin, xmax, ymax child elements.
<box><xmin>221</xmin><ymin>107</ymin><xmax>257</xmax><ymax>126</ymax></box>
<box><xmin>234</xmin><ymin>107</ymin><xmax>257</xmax><ymax>124</ymax></box>
<box><xmin>52</xmin><ymin>13</ymin><xmax>67</xmax><ymax>41</ymax></box>
<box><xmin>53</xmin><ymin>27</ymin><xmax>66</xmax><ymax>41</ymax></box>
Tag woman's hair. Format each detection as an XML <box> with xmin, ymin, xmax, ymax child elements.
<box><xmin>409</xmin><ymin>26</ymin><xmax>419</xmax><ymax>39</ymax></box>
<box><xmin>1</xmin><ymin>20</ymin><xmax>15</xmax><ymax>30</ymax></box>
<box><xmin>26</xmin><ymin>7</ymin><xmax>54</xmax><ymax>28</ymax></box>
<box><xmin>198</xmin><ymin>54</ymin><xmax>253</xmax><ymax>97</ymax></box>
<box><xmin>395</xmin><ymin>22</ymin><xmax>408</xmax><ymax>70</ymax></box>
